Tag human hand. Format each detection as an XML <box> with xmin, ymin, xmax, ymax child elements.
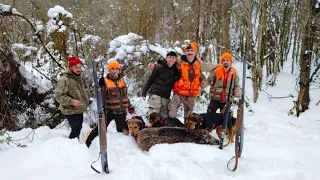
<box><xmin>201</xmin><ymin>81</ymin><xmax>208</xmax><ymax>89</ymax></box>
<box><xmin>235</xmin><ymin>91</ymin><xmax>242</xmax><ymax>98</ymax></box>
<box><xmin>128</xmin><ymin>107</ymin><xmax>135</xmax><ymax>114</ymax></box>
<box><xmin>147</xmin><ymin>63</ymin><xmax>155</xmax><ymax>70</ymax></box>
<box><xmin>73</xmin><ymin>99</ymin><xmax>82</xmax><ymax>107</ymax></box>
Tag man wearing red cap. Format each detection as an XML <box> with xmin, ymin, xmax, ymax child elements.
<box><xmin>204</xmin><ymin>52</ymin><xmax>241</xmax><ymax>113</ymax></box>
<box><xmin>55</xmin><ymin>56</ymin><xmax>89</xmax><ymax>139</ymax></box>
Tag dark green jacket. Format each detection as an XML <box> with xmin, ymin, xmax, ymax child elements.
<box><xmin>55</xmin><ymin>69</ymin><xmax>89</xmax><ymax>115</ymax></box>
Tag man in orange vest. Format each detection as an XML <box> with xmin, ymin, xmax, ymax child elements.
<box><xmin>99</xmin><ymin>60</ymin><xmax>135</xmax><ymax>132</ymax></box>
<box><xmin>169</xmin><ymin>42</ymin><xmax>217</xmax><ymax>118</ymax></box>
<box><xmin>85</xmin><ymin>60</ymin><xmax>135</xmax><ymax>147</ymax></box>
<box><xmin>204</xmin><ymin>52</ymin><xmax>242</xmax><ymax>113</ymax></box>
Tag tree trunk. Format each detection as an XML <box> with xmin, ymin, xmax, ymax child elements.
<box><xmin>222</xmin><ymin>0</ymin><xmax>231</xmax><ymax>51</ymax></box>
<box><xmin>251</xmin><ymin>0</ymin><xmax>267</xmax><ymax>103</ymax></box>
<box><xmin>216</xmin><ymin>0</ymin><xmax>222</xmax><ymax>54</ymax></box>
<box><xmin>295</xmin><ymin>0</ymin><xmax>318</xmax><ymax>116</ymax></box>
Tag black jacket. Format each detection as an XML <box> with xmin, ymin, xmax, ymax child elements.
<box><xmin>142</xmin><ymin>59</ymin><xmax>179</xmax><ymax>99</ymax></box>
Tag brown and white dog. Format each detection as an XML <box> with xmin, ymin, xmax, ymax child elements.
<box><xmin>122</xmin><ymin>116</ymin><xmax>146</xmax><ymax>137</ymax></box>
<box><xmin>185</xmin><ymin>112</ymin><xmax>236</xmax><ymax>146</ymax></box>
<box><xmin>147</xmin><ymin>112</ymin><xmax>184</xmax><ymax>128</ymax></box>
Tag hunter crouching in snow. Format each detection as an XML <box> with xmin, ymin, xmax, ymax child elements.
<box><xmin>85</xmin><ymin>60</ymin><xmax>135</xmax><ymax>147</ymax></box>
<box><xmin>55</xmin><ymin>56</ymin><xmax>89</xmax><ymax>139</ymax></box>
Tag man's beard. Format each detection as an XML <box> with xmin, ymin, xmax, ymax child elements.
<box><xmin>223</xmin><ymin>64</ymin><xmax>229</xmax><ymax>68</ymax></box>
<box><xmin>72</xmin><ymin>70</ymin><xmax>81</xmax><ymax>75</ymax></box>
<box><xmin>110</xmin><ymin>72</ymin><xmax>118</xmax><ymax>78</ymax></box>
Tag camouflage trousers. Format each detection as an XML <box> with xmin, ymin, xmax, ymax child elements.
<box><xmin>168</xmin><ymin>93</ymin><xmax>195</xmax><ymax>118</ymax></box>
<box><xmin>148</xmin><ymin>94</ymin><xmax>170</xmax><ymax>119</ymax></box>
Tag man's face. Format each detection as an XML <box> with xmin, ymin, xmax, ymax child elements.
<box><xmin>221</xmin><ymin>58</ymin><xmax>232</xmax><ymax>68</ymax></box>
<box><xmin>185</xmin><ymin>48</ymin><xmax>196</xmax><ymax>59</ymax></box>
<box><xmin>166</xmin><ymin>56</ymin><xmax>177</xmax><ymax>67</ymax></box>
<box><xmin>70</xmin><ymin>64</ymin><xmax>82</xmax><ymax>75</ymax></box>
<box><xmin>109</xmin><ymin>67</ymin><xmax>120</xmax><ymax>76</ymax></box>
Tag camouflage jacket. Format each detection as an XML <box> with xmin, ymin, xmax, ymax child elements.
<box><xmin>55</xmin><ymin>68</ymin><xmax>89</xmax><ymax>115</ymax></box>
<box><xmin>205</xmin><ymin>65</ymin><xmax>241</xmax><ymax>102</ymax></box>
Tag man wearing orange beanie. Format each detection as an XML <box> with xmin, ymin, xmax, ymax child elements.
<box><xmin>85</xmin><ymin>60</ymin><xmax>136</xmax><ymax>147</ymax></box>
<box><xmin>149</xmin><ymin>42</ymin><xmax>218</xmax><ymax>118</ymax></box>
<box><xmin>55</xmin><ymin>56</ymin><xmax>89</xmax><ymax>139</ymax></box>
<box><xmin>204</xmin><ymin>52</ymin><xmax>241</xmax><ymax>114</ymax></box>
<box><xmin>101</xmin><ymin>60</ymin><xmax>135</xmax><ymax>129</ymax></box>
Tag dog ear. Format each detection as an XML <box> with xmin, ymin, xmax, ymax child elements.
<box><xmin>195</xmin><ymin>114</ymin><xmax>203</xmax><ymax>127</ymax></box>
<box><xmin>124</xmin><ymin>119</ymin><xmax>129</xmax><ymax>130</ymax></box>
<box><xmin>133</xmin><ymin>116</ymin><xmax>144</xmax><ymax>122</ymax></box>
<box><xmin>140</xmin><ymin>120</ymin><xmax>146</xmax><ymax>129</ymax></box>
<box><xmin>136</xmin><ymin>120</ymin><xmax>144</xmax><ymax>130</ymax></box>
<box><xmin>195</xmin><ymin>122</ymin><xmax>202</xmax><ymax>127</ymax></box>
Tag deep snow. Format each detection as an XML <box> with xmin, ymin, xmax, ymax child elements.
<box><xmin>1</xmin><ymin>61</ymin><xmax>320</xmax><ymax>180</ymax></box>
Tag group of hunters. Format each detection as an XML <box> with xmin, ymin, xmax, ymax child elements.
<box><xmin>54</xmin><ymin>42</ymin><xmax>242</xmax><ymax>140</ymax></box>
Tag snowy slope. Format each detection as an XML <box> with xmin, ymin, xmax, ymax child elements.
<box><xmin>1</xmin><ymin>62</ymin><xmax>320</xmax><ymax>180</ymax></box>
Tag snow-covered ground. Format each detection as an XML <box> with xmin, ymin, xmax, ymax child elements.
<box><xmin>1</xmin><ymin>61</ymin><xmax>320</xmax><ymax>180</ymax></box>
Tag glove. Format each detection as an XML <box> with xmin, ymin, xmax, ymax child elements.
<box><xmin>128</xmin><ymin>107</ymin><xmax>135</xmax><ymax>114</ymax></box>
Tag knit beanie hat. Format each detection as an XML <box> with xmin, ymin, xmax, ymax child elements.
<box><xmin>108</xmin><ymin>60</ymin><xmax>121</xmax><ymax>71</ymax></box>
<box><xmin>183</xmin><ymin>42</ymin><xmax>198</xmax><ymax>53</ymax></box>
<box><xmin>68</xmin><ymin>56</ymin><xmax>82</xmax><ymax>68</ymax></box>
<box><xmin>220</xmin><ymin>52</ymin><xmax>233</xmax><ymax>63</ymax></box>
<box><xmin>166</xmin><ymin>51</ymin><xmax>177</xmax><ymax>57</ymax></box>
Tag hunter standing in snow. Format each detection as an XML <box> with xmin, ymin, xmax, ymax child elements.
<box><xmin>149</xmin><ymin>42</ymin><xmax>217</xmax><ymax>118</ymax></box>
<box><xmin>85</xmin><ymin>60</ymin><xmax>135</xmax><ymax>147</ymax></box>
<box><xmin>142</xmin><ymin>51</ymin><xmax>179</xmax><ymax>118</ymax></box>
<box><xmin>55</xmin><ymin>56</ymin><xmax>89</xmax><ymax>139</ymax></box>
<box><xmin>203</xmin><ymin>52</ymin><xmax>242</xmax><ymax>113</ymax></box>
<box><xmin>99</xmin><ymin>60</ymin><xmax>135</xmax><ymax>132</ymax></box>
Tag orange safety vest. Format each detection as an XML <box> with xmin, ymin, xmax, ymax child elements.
<box><xmin>172</xmin><ymin>60</ymin><xmax>201</xmax><ymax>97</ymax></box>
<box><xmin>213</xmin><ymin>66</ymin><xmax>237</xmax><ymax>101</ymax></box>
<box><xmin>104</xmin><ymin>77</ymin><xmax>129</xmax><ymax>111</ymax></box>
<box><xmin>215</xmin><ymin>66</ymin><xmax>237</xmax><ymax>82</ymax></box>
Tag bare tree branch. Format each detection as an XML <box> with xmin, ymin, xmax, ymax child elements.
<box><xmin>0</xmin><ymin>6</ymin><xmax>65</xmax><ymax>70</ymax></box>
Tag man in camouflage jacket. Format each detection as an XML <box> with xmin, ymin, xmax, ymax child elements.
<box><xmin>55</xmin><ymin>56</ymin><xmax>89</xmax><ymax>139</ymax></box>
<box><xmin>203</xmin><ymin>52</ymin><xmax>241</xmax><ymax>113</ymax></box>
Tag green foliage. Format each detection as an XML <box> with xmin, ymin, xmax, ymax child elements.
<box><xmin>288</xmin><ymin>106</ymin><xmax>296</xmax><ymax>116</ymax></box>
<box><xmin>0</xmin><ymin>131</ymin><xmax>27</xmax><ymax>149</ymax></box>
<box><xmin>288</xmin><ymin>109</ymin><xmax>294</xmax><ymax>116</ymax></box>
<box><xmin>0</xmin><ymin>131</ymin><xmax>12</xmax><ymax>146</ymax></box>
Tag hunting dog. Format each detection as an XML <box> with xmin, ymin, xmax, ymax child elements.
<box><xmin>147</xmin><ymin>112</ymin><xmax>184</xmax><ymax>128</ymax></box>
<box><xmin>185</xmin><ymin>112</ymin><xmax>237</xmax><ymax>146</ymax></box>
<box><xmin>84</xmin><ymin>116</ymin><xmax>145</xmax><ymax>148</ymax></box>
<box><xmin>122</xmin><ymin>116</ymin><xmax>146</xmax><ymax>137</ymax></box>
